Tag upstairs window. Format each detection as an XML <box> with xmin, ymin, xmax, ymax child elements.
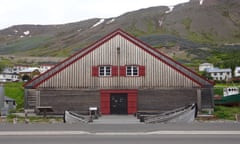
<box><xmin>99</xmin><ymin>66</ymin><xmax>111</xmax><ymax>76</ymax></box>
<box><xmin>93</xmin><ymin>65</ymin><xmax>145</xmax><ymax>77</ymax></box>
<box><xmin>126</xmin><ymin>66</ymin><xmax>138</xmax><ymax>76</ymax></box>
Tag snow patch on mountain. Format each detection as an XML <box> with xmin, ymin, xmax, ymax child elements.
<box><xmin>159</xmin><ymin>19</ymin><xmax>164</xmax><ymax>27</ymax></box>
<box><xmin>23</xmin><ymin>30</ymin><xmax>30</xmax><ymax>35</ymax></box>
<box><xmin>200</xmin><ymin>0</ymin><xmax>204</xmax><ymax>5</ymax></box>
<box><xmin>91</xmin><ymin>19</ymin><xmax>105</xmax><ymax>28</ymax></box>
<box><xmin>106</xmin><ymin>18</ymin><xmax>115</xmax><ymax>24</ymax></box>
<box><xmin>165</xmin><ymin>6</ymin><xmax>174</xmax><ymax>14</ymax></box>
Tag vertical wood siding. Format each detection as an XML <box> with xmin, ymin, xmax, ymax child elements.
<box><xmin>39</xmin><ymin>35</ymin><xmax>199</xmax><ymax>88</ymax></box>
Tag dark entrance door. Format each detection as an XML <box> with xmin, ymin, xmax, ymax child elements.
<box><xmin>110</xmin><ymin>93</ymin><xmax>128</xmax><ymax>114</ymax></box>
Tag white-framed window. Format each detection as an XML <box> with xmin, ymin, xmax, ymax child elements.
<box><xmin>99</xmin><ymin>66</ymin><xmax>111</xmax><ymax>76</ymax></box>
<box><xmin>126</xmin><ymin>66</ymin><xmax>138</xmax><ymax>76</ymax></box>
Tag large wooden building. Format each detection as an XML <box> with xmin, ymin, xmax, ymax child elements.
<box><xmin>24</xmin><ymin>29</ymin><xmax>214</xmax><ymax>115</ymax></box>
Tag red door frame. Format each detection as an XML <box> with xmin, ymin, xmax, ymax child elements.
<box><xmin>100</xmin><ymin>90</ymin><xmax>138</xmax><ymax>115</ymax></box>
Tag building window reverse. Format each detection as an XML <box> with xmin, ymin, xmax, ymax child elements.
<box><xmin>93</xmin><ymin>65</ymin><xmax>145</xmax><ymax>77</ymax></box>
<box><xmin>126</xmin><ymin>66</ymin><xmax>139</xmax><ymax>76</ymax></box>
<box><xmin>99</xmin><ymin>66</ymin><xmax>111</xmax><ymax>76</ymax></box>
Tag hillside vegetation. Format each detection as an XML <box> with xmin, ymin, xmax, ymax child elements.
<box><xmin>0</xmin><ymin>0</ymin><xmax>239</xmax><ymax>64</ymax></box>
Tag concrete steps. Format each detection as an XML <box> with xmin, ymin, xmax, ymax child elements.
<box><xmin>92</xmin><ymin>115</ymin><xmax>141</xmax><ymax>124</ymax></box>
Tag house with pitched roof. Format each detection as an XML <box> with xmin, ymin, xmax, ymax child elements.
<box><xmin>235</xmin><ymin>67</ymin><xmax>240</xmax><ymax>77</ymax></box>
<box><xmin>24</xmin><ymin>29</ymin><xmax>214</xmax><ymax>115</ymax></box>
<box><xmin>206</xmin><ymin>68</ymin><xmax>232</xmax><ymax>81</ymax></box>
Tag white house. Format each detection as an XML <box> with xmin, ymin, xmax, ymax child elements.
<box><xmin>0</xmin><ymin>73</ymin><xmax>19</xmax><ymax>82</ymax></box>
<box><xmin>3</xmin><ymin>66</ymin><xmax>30</xmax><ymax>74</ymax></box>
<box><xmin>206</xmin><ymin>68</ymin><xmax>232</xmax><ymax>81</ymax></box>
<box><xmin>234</xmin><ymin>67</ymin><xmax>240</xmax><ymax>77</ymax></box>
<box><xmin>199</xmin><ymin>63</ymin><xmax>214</xmax><ymax>72</ymax></box>
<box><xmin>39</xmin><ymin>64</ymin><xmax>54</xmax><ymax>73</ymax></box>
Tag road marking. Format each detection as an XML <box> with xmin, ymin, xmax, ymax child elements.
<box><xmin>1</xmin><ymin>131</ymin><xmax>240</xmax><ymax>136</ymax></box>
<box><xmin>0</xmin><ymin>131</ymin><xmax>90</xmax><ymax>136</ymax></box>
<box><xmin>147</xmin><ymin>131</ymin><xmax>240</xmax><ymax>135</ymax></box>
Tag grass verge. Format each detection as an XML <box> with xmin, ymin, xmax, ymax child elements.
<box><xmin>214</xmin><ymin>106</ymin><xmax>240</xmax><ymax>120</ymax></box>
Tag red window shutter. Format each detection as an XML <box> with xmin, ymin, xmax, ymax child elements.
<box><xmin>139</xmin><ymin>66</ymin><xmax>145</xmax><ymax>76</ymax></box>
<box><xmin>92</xmin><ymin>66</ymin><xmax>98</xmax><ymax>77</ymax></box>
<box><xmin>112</xmin><ymin>66</ymin><xmax>118</xmax><ymax>76</ymax></box>
<box><xmin>120</xmin><ymin>66</ymin><xmax>126</xmax><ymax>76</ymax></box>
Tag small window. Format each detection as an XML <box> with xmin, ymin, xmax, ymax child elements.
<box><xmin>99</xmin><ymin>66</ymin><xmax>111</xmax><ymax>76</ymax></box>
<box><xmin>126</xmin><ymin>66</ymin><xmax>138</xmax><ymax>76</ymax></box>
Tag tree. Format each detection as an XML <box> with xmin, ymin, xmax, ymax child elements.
<box><xmin>200</xmin><ymin>71</ymin><xmax>212</xmax><ymax>80</ymax></box>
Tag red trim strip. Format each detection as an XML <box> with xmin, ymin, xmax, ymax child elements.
<box><xmin>120</xmin><ymin>66</ymin><xmax>126</xmax><ymax>77</ymax></box>
<box><xmin>92</xmin><ymin>66</ymin><xmax>98</xmax><ymax>77</ymax></box>
<box><xmin>112</xmin><ymin>66</ymin><xmax>118</xmax><ymax>76</ymax></box>
<box><xmin>139</xmin><ymin>66</ymin><xmax>145</xmax><ymax>76</ymax></box>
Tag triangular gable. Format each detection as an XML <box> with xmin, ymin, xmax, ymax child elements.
<box><xmin>24</xmin><ymin>29</ymin><xmax>213</xmax><ymax>88</ymax></box>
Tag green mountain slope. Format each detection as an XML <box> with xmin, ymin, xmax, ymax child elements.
<box><xmin>0</xmin><ymin>0</ymin><xmax>239</xmax><ymax>64</ymax></box>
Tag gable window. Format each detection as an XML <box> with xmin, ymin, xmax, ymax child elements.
<box><xmin>99</xmin><ymin>66</ymin><xmax>111</xmax><ymax>76</ymax></box>
<box><xmin>126</xmin><ymin>66</ymin><xmax>138</xmax><ymax>76</ymax></box>
<box><xmin>93</xmin><ymin>65</ymin><xmax>144</xmax><ymax>77</ymax></box>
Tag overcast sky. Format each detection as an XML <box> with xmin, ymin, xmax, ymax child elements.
<box><xmin>0</xmin><ymin>0</ymin><xmax>190</xmax><ymax>30</ymax></box>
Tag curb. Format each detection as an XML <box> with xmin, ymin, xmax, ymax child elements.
<box><xmin>1</xmin><ymin>131</ymin><xmax>240</xmax><ymax>136</ymax></box>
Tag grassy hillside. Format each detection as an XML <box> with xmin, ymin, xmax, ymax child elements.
<box><xmin>0</xmin><ymin>36</ymin><xmax>51</xmax><ymax>54</ymax></box>
<box><xmin>0</xmin><ymin>0</ymin><xmax>239</xmax><ymax>60</ymax></box>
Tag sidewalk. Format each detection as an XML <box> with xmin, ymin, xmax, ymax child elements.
<box><xmin>92</xmin><ymin>115</ymin><xmax>141</xmax><ymax>124</ymax></box>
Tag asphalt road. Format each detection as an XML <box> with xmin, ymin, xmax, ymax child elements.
<box><xmin>1</xmin><ymin>122</ymin><xmax>240</xmax><ymax>132</ymax></box>
<box><xmin>1</xmin><ymin>122</ymin><xmax>240</xmax><ymax>144</ymax></box>
<box><xmin>1</xmin><ymin>135</ymin><xmax>240</xmax><ymax>144</ymax></box>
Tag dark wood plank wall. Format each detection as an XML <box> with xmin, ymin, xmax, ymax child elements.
<box><xmin>38</xmin><ymin>89</ymin><xmax>100</xmax><ymax>114</ymax></box>
<box><xmin>24</xmin><ymin>89</ymin><xmax>36</xmax><ymax>109</ymax></box>
<box><xmin>138</xmin><ymin>88</ymin><xmax>197</xmax><ymax>111</ymax></box>
<box><xmin>31</xmin><ymin>87</ymin><xmax>213</xmax><ymax>114</ymax></box>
